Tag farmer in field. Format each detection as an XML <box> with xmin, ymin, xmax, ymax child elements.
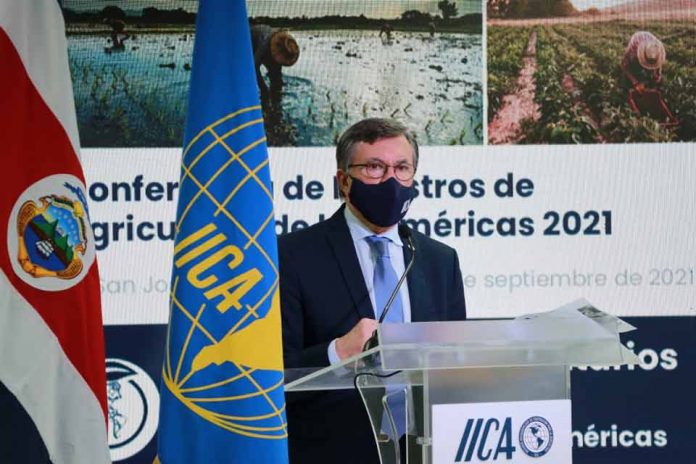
<box><xmin>379</xmin><ymin>22</ymin><xmax>393</xmax><ymax>42</ymax></box>
<box><xmin>250</xmin><ymin>25</ymin><xmax>300</xmax><ymax>102</ymax></box>
<box><xmin>621</xmin><ymin>31</ymin><xmax>665</xmax><ymax>94</ymax></box>
<box><xmin>620</xmin><ymin>31</ymin><xmax>678</xmax><ymax>126</ymax></box>
<box><xmin>103</xmin><ymin>17</ymin><xmax>130</xmax><ymax>50</ymax></box>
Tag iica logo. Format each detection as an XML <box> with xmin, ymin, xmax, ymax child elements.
<box><xmin>455</xmin><ymin>418</ymin><xmax>516</xmax><ymax>462</ymax></box>
<box><xmin>455</xmin><ymin>416</ymin><xmax>554</xmax><ymax>462</ymax></box>
<box><xmin>519</xmin><ymin>416</ymin><xmax>554</xmax><ymax>457</ymax></box>
<box><xmin>106</xmin><ymin>358</ymin><xmax>160</xmax><ymax>461</ymax></box>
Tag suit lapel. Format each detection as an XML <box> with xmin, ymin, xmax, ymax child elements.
<box><xmin>326</xmin><ymin>206</ymin><xmax>374</xmax><ymax>320</ymax></box>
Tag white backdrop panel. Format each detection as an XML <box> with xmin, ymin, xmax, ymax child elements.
<box><xmin>83</xmin><ymin>143</ymin><xmax>695</xmax><ymax>325</ymax></box>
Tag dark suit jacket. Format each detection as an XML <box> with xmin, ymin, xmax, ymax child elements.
<box><xmin>278</xmin><ymin>205</ymin><xmax>466</xmax><ymax>463</ymax></box>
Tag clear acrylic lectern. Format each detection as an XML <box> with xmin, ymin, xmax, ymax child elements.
<box><xmin>285</xmin><ymin>299</ymin><xmax>637</xmax><ymax>464</ymax></box>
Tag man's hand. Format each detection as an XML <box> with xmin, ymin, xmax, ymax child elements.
<box><xmin>335</xmin><ymin>318</ymin><xmax>378</xmax><ymax>360</ymax></box>
<box><xmin>634</xmin><ymin>82</ymin><xmax>646</xmax><ymax>94</ymax></box>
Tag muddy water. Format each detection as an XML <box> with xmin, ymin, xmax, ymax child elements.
<box><xmin>68</xmin><ymin>30</ymin><xmax>482</xmax><ymax>148</ymax></box>
<box><xmin>69</xmin><ymin>33</ymin><xmax>193</xmax><ymax>147</ymax></box>
<box><xmin>283</xmin><ymin>30</ymin><xmax>483</xmax><ymax>146</ymax></box>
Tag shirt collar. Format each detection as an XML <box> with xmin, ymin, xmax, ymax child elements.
<box><xmin>344</xmin><ymin>204</ymin><xmax>403</xmax><ymax>246</ymax></box>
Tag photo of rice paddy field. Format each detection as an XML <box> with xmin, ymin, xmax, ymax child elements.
<box><xmin>67</xmin><ymin>17</ymin><xmax>483</xmax><ymax>147</ymax></box>
<box><xmin>69</xmin><ymin>30</ymin><xmax>194</xmax><ymax>147</ymax></box>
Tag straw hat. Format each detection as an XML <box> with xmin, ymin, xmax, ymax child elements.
<box><xmin>637</xmin><ymin>39</ymin><xmax>665</xmax><ymax>70</ymax></box>
<box><xmin>270</xmin><ymin>30</ymin><xmax>299</xmax><ymax>66</ymax></box>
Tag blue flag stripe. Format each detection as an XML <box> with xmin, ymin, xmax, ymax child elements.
<box><xmin>158</xmin><ymin>0</ymin><xmax>288</xmax><ymax>461</ymax></box>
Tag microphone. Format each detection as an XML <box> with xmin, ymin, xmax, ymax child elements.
<box><xmin>363</xmin><ymin>224</ymin><xmax>416</xmax><ymax>352</ymax></box>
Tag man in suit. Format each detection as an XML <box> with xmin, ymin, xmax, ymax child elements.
<box><xmin>278</xmin><ymin>118</ymin><xmax>466</xmax><ymax>463</ymax></box>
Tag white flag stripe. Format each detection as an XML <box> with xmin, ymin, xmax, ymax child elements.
<box><xmin>0</xmin><ymin>0</ymin><xmax>81</xmax><ymax>161</ymax></box>
<box><xmin>0</xmin><ymin>1</ymin><xmax>109</xmax><ymax>462</ymax></box>
<box><xmin>0</xmin><ymin>271</ymin><xmax>110</xmax><ymax>464</ymax></box>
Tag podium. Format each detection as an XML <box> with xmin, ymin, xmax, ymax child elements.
<box><xmin>285</xmin><ymin>300</ymin><xmax>637</xmax><ymax>463</ymax></box>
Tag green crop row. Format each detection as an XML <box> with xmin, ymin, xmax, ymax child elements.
<box><xmin>487</xmin><ymin>26</ymin><xmax>530</xmax><ymax>121</ymax></box>
<box><xmin>521</xmin><ymin>26</ymin><xmax>601</xmax><ymax>143</ymax></box>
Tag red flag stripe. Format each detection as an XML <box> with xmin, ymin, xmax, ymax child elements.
<box><xmin>0</xmin><ymin>27</ymin><xmax>106</xmax><ymax>416</ymax></box>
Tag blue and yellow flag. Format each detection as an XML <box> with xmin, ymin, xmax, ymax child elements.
<box><xmin>158</xmin><ymin>1</ymin><xmax>288</xmax><ymax>462</ymax></box>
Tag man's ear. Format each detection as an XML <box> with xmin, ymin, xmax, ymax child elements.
<box><xmin>336</xmin><ymin>170</ymin><xmax>350</xmax><ymax>199</ymax></box>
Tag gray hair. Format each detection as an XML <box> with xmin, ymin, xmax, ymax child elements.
<box><xmin>335</xmin><ymin>118</ymin><xmax>419</xmax><ymax>171</ymax></box>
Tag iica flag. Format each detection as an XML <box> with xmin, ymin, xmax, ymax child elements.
<box><xmin>157</xmin><ymin>1</ymin><xmax>289</xmax><ymax>462</ymax></box>
<box><xmin>0</xmin><ymin>2</ymin><xmax>110</xmax><ymax>464</ymax></box>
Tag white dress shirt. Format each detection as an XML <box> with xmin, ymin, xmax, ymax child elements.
<box><xmin>327</xmin><ymin>206</ymin><xmax>412</xmax><ymax>364</ymax></box>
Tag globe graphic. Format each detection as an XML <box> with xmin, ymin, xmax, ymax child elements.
<box><xmin>162</xmin><ymin>110</ymin><xmax>288</xmax><ymax>440</ymax></box>
<box><xmin>521</xmin><ymin>420</ymin><xmax>551</xmax><ymax>451</ymax></box>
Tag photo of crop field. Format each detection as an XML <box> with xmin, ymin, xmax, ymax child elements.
<box><xmin>63</xmin><ymin>0</ymin><xmax>484</xmax><ymax>148</ymax></box>
<box><xmin>487</xmin><ymin>0</ymin><xmax>695</xmax><ymax>144</ymax></box>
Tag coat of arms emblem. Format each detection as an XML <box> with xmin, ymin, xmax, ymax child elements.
<box><xmin>16</xmin><ymin>188</ymin><xmax>89</xmax><ymax>279</ymax></box>
<box><xmin>8</xmin><ymin>174</ymin><xmax>95</xmax><ymax>291</ymax></box>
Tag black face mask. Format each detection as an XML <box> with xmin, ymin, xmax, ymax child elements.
<box><xmin>348</xmin><ymin>176</ymin><xmax>415</xmax><ymax>227</ymax></box>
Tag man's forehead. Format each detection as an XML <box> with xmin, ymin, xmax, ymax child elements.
<box><xmin>361</xmin><ymin>156</ymin><xmax>411</xmax><ymax>164</ymax></box>
<box><xmin>352</xmin><ymin>136</ymin><xmax>414</xmax><ymax>160</ymax></box>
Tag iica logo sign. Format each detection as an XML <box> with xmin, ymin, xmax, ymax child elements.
<box><xmin>518</xmin><ymin>416</ymin><xmax>554</xmax><ymax>457</ymax></box>
<box><xmin>432</xmin><ymin>400</ymin><xmax>571</xmax><ymax>464</ymax></box>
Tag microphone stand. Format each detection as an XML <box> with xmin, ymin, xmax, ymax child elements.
<box><xmin>362</xmin><ymin>225</ymin><xmax>416</xmax><ymax>353</ymax></box>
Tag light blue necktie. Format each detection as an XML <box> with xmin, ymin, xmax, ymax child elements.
<box><xmin>366</xmin><ymin>236</ymin><xmax>406</xmax><ymax>440</ymax></box>
<box><xmin>366</xmin><ymin>236</ymin><xmax>404</xmax><ymax>323</ymax></box>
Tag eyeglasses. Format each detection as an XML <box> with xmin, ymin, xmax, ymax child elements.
<box><xmin>348</xmin><ymin>161</ymin><xmax>416</xmax><ymax>181</ymax></box>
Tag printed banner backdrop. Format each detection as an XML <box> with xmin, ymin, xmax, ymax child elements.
<box><xmin>87</xmin><ymin>144</ymin><xmax>694</xmax><ymax>324</ymax></box>
<box><xmin>58</xmin><ymin>0</ymin><xmax>696</xmax><ymax>463</ymax></box>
